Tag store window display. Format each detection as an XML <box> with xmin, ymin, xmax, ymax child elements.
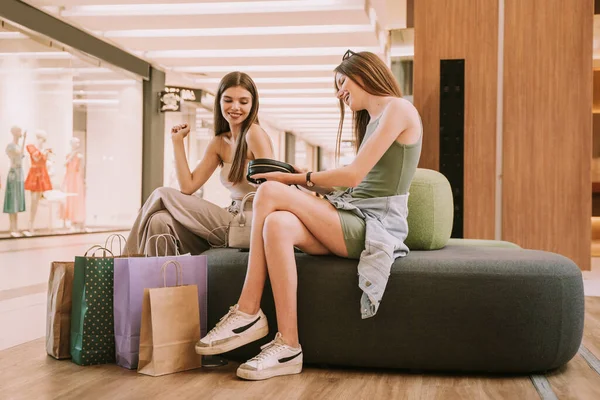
<box><xmin>60</xmin><ymin>137</ymin><xmax>85</xmax><ymax>231</ymax></box>
<box><xmin>3</xmin><ymin>126</ymin><xmax>27</xmax><ymax>237</ymax></box>
<box><xmin>0</xmin><ymin>21</ymin><xmax>143</xmax><ymax>239</ymax></box>
<box><xmin>24</xmin><ymin>130</ymin><xmax>53</xmax><ymax>234</ymax></box>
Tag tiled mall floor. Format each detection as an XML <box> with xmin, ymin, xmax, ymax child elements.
<box><xmin>0</xmin><ymin>232</ymin><xmax>128</xmax><ymax>350</ymax></box>
<box><xmin>0</xmin><ymin>233</ymin><xmax>599</xmax><ymax>351</ymax></box>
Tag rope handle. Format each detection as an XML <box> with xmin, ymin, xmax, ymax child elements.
<box><xmin>104</xmin><ymin>234</ymin><xmax>127</xmax><ymax>256</ymax></box>
<box><xmin>84</xmin><ymin>245</ymin><xmax>114</xmax><ymax>257</ymax></box>
<box><xmin>144</xmin><ymin>233</ymin><xmax>181</xmax><ymax>257</ymax></box>
<box><xmin>161</xmin><ymin>260</ymin><xmax>183</xmax><ymax>287</ymax></box>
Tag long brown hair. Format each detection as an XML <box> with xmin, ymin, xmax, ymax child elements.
<box><xmin>334</xmin><ymin>51</ymin><xmax>402</xmax><ymax>161</ymax></box>
<box><xmin>213</xmin><ymin>71</ymin><xmax>260</xmax><ymax>183</ymax></box>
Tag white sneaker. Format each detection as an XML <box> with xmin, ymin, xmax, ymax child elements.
<box><xmin>195</xmin><ymin>304</ymin><xmax>268</xmax><ymax>355</ymax></box>
<box><xmin>236</xmin><ymin>333</ymin><xmax>303</xmax><ymax>381</ymax></box>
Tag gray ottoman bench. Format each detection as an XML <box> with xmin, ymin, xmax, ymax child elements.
<box><xmin>205</xmin><ymin>245</ymin><xmax>583</xmax><ymax>373</ymax></box>
<box><xmin>204</xmin><ymin>169</ymin><xmax>584</xmax><ymax>373</ymax></box>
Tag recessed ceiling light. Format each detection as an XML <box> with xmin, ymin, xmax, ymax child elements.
<box><xmin>147</xmin><ymin>47</ymin><xmax>379</xmax><ymax>59</ymax></box>
<box><xmin>51</xmin><ymin>1</ymin><xmax>363</xmax><ymax>17</ymax></box>
<box><xmin>174</xmin><ymin>64</ymin><xmax>338</xmax><ymax>73</ymax></box>
<box><xmin>103</xmin><ymin>24</ymin><xmax>372</xmax><ymax>38</ymax></box>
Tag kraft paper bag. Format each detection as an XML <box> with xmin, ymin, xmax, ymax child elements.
<box><xmin>137</xmin><ymin>260</ymin><xmax>202</xmax><ymax>377</ymax></box>
<box><xmin>46</xmin><ymin>261</ymin><xmax>75</xmax><ymax>359</ymax></box>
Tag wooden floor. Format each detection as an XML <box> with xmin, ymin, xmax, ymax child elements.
<box><xmin>1</xmin><ymin>299</ymin><xmax>600</xmax><ymax>400</ymax></box>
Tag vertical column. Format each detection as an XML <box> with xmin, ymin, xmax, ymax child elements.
<box><xmin>142</xmin><ymin>67</ymin><xmax>166</xmax><ymax>203</ymax></box>
<box><xmin>413</xmin><ymin>0</ymin><xmax>499</xmax><ymax>239</ymax></box>
<box><xmin>285</xmin><ymin>132</ymin><xmax>296</xmax><ymax>164</ymax></box>
<box><xmin>502</xmin><ymin>0</ymin><xmax>592</xmax><ymax>269</ymax></box>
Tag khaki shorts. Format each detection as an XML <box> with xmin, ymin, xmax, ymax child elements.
<box><xmin>337</xmin><ymin>209</ymin><xmax>366</xmax><ymax>259</ymax></box>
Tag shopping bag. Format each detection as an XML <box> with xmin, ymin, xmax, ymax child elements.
<box><xmin>47</xmin><ymin>234</ymin><xmax>128</xmax><ymax>361</ymax></box>
<box><xmin>70</xmin><ymin>245</ymin><xmax>116</xmax><ymax>366</ymax></box>
<box><xmin>137</xmin><ymin>260</ymin><xmax>202</xmax><ymax>376</ymax></box>
<box><xmin>46</xmin><ymin>261</ymin><xmax>75</xmax><ymax>359</ymax></box>
<box><xmin>114</xmin><ymin>234</ymin><xmax>207</xmax><ymax>369</ymax></box>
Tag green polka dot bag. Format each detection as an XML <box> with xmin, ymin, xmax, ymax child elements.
<box><xmin>70</xmin><ymin>245</ymin><xmax>117</xmax><ymax>366</ymax></box>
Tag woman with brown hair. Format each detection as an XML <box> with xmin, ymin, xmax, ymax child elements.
<box><xmin>125</xmin><ymin>71</ymin><xmax>274</xmax><ymax>256</ymax></box>
<box><xmin>195</xmin><ymin>51</ymin><xmax>423</xmax><ymax>381</ymax></box>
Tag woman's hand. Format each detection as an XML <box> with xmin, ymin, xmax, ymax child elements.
<box><xmin>250</xmin><ymin>171</ymin><xmax>303</xmax><ymax>186</ymax></box>
<box><xmin>171</xmin><ymin>124</ymin><xmax>190</xmax><ymax>141</ymax></box>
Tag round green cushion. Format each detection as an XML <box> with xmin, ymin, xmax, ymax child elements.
<box><xmin>405</xmin><ymin>168</ymin><xmax>453</xmax><ymax>250</ymax></box>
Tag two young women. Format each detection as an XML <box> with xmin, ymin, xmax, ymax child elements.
<box><xmin>127</xmin><ymin>51</ymin><xmax>422</xmax><ymax>381</ymax></box>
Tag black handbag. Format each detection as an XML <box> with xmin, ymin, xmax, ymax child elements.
<box><xmin>246</xmin><ymin>158</ymin><xmax>296</xmax><ymax>184</ymax></box>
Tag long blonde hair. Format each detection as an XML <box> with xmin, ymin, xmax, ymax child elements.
<box><xmin>334</xmin><ymin>52</ymin><xmax>402</xmax><ymax>160</ymax></box>
<box><xmin>213</xmin><ymin>71</ymin><xmax>260</xmax><ymax>183</ymax></box>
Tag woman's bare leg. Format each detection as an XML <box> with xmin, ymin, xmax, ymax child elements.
<box><xmin>238</xmin><ymin>181</ymin><xmax>348</xmax><ymax>346</ymax></box>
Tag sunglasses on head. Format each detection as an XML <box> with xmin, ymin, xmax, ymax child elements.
<box><xmin>342</xmin><ymin>49</ymin><xmax>357</xmax><ymax>60</ymax></box>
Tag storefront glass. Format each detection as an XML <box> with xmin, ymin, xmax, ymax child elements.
<box><xmin>0</xmin><ymin>21</ymin><xmax>143</xmax><ymax>238</ymax></box>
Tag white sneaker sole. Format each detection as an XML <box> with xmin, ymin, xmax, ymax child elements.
<box><xmin>195</xmin><ymin>324</ymin><xmax>269</xmax><ymax>355</ymax></box>
<box><xmin>236</xmin><ymin>362</ymin><xmax>303</xmax><ymax>381</ymax></box>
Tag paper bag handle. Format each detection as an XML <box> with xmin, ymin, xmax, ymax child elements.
<box><xmin>84</xmin><ymin>245</ymin><xmax>114</xmax><ymax>257</ymax></box>
<box><xmin>104</xmin><ymin>234</ymin><xmax>127</xmax><ymax>256</ymax></box>
<box><xmin>145</xmin><ymin>233</ymin><xmax>180</xmax><ymax>257</ymax></box>
<box><xmin>161</xmin><ymin>260</ymin><xmax>183</xmax><ymax>287</ymax></box>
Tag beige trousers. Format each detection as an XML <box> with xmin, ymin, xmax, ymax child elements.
<box><xmin>125</xmin><ymin>187</ymin><xmax>241</xmax><ymax>256</ymax></box>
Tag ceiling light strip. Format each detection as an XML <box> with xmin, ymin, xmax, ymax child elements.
<box><xmin>53</xmin><ymin>1</ymin><xmax>363</xmax><ymax>17</ymax></box>
<box><xmin>174</xmin><ymin>64</ymin><xmax>338</xmax><ymax>73</ymax></box>
<box><xmin>147</xmin><ymin>46</ymin><xmax>379</xmax><ymax>59</ymax></box>
<box><xmin>103</xmin><ymin>24</ymin><xmax>372</xmax><ymax>38</ymax></box>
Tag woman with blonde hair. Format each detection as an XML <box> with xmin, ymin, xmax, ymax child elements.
<box><xmin>196</xmin><ymin>51</ymin><xmax>422</xmax><ymax>381</ymax></box>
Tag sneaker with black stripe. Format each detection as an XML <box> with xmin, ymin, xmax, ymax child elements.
<box><xmin>236</xmin><ymin>332</ymin><xmax>303</xmax><ymax>380</ymax></box>
<box><xmin>195</xmin><ymin>304</ymin><xmax>268</xmax><ymax>355</ymax></box>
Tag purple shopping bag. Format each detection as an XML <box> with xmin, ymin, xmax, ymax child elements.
<box><xmin>113</xmin><ymin>235</ymin><xmax>207</xmax><ymax>370</ymax></box>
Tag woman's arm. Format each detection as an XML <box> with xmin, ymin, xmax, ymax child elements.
<box><xmin>172</xmin><ymin>124</ymin><xmax>221</xmax><ymax>195</ymax></box>
<box><xmin>246</xmin><ymin>124</ymin><xmax>275</xmax><ymax>159</ymax></box>
<box><xmin>251</xmin><ymin>99</ymin><xmax>417</xmax><ymax>188</ymax></box>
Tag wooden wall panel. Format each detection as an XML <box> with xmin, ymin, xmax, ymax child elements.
<box><xmin>414</xmin><ymin>0</ymin><xmax>498</xmax><ymax>239</ymax></box>
<box><xmin>503</xmin><ymin>0</ymin><xmax>593</xmax><ymax>270</ymax></box>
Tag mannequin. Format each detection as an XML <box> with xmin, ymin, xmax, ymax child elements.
<box><xmin>3</xmin><ymin>126</ymin><xmax>27</xmax><ymax>237</ymax></box>
<box><xmin>61</xmin><ymin>137</ymin><xmax>85</xmax><ymax>230</ymax></box>
<box><xmin>24</xmin><ymin>130</ymin><xmax>52</xmax><ymax>234</ymax></box>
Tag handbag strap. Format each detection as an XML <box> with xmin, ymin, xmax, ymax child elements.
<box><xmin>161</xmin><ymin>260</ymin><xmax>183</xmax><ymax>287</ymax></box>
<box><xmin>104</xmin><ymin>233</ymin><xmax>127</xmax><ymax>256</ymax></box>
<box><xmin>84</xmin><ymin>245</ymin><xmax>114</xmax><ymax>257</ymax></box>
<box><xmin>206</xmin><ymin>224</ymin><xmax>229</xmax><ymax>248</ymax></box>
<box><xmin>237</xmin><ymin>192</ymin><xmax>256</xmax><ymax>225</ymax></box>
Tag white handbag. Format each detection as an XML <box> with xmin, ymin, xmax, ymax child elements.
<box><xmin>227</xmin><ymin>192</ymin><xmax>255</xmax><ymax>249</ymax></box>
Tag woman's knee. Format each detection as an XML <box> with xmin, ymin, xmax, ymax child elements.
<box><xmin>255</xmin><ymin>181</ymin><xmax>287</xmax><ymax>208</ymax></box>
<box><xmin>263</xmin><ymin>211</ymin><xmax>297</xmax><ymax>244</ymax></box>
<box><xmin>150</xmin><ymin>186</ymin><xmax>180</xmax><ymax>199</ymax></box>
<box><xmin>148</xmin><ymin>211</ymin><xmax>173</xmax><ymax>234</ymax></box>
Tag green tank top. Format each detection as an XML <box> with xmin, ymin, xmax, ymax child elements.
<box><xmin>351</xmin><ymin>112</ymin><xmax>422</xmax><ymax>199</ymax></box>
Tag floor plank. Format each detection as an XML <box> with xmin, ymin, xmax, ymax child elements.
<box><xmin>546</xmin><ymin>353</ymin><xmax>600</xmax><ymax>400</ymax></box>
<box><xmin>0</xmin><ymin>339</ymin><xmax>539</xmax><ymax>400</ymax></box>
<box><xmin>4</xmin><ymin>298</ymin><xmax>600</xmax><ymax>399</ymax></box>
<box><xmin>584</xmin><ymin>297</ymin><xmax>600</xmax><ymax>358</ymax></box>
<box><xmin>544</xmin><ymin>297</ymin><xmax>600</xmax><ymax>400</ymax></box>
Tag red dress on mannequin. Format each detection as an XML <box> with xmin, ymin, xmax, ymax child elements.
<box><xmin>24</xmin><ymin>144</ymin><xmax>52</xmax><ymax>192</ymax></box>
